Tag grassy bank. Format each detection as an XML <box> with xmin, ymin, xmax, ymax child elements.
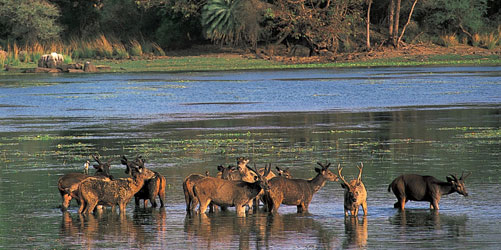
<box><xmin>1</xmin><ymin>49</ymin><xmax>500</xmax><ymax>75</ymax></box>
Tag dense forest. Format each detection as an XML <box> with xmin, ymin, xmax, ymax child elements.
<box><xmin>0</xmin><ymin>0</ymin><xmax>500</xmax><ymax>60</ymax></box>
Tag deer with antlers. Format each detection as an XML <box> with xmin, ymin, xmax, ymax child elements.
<box><xmin>337</xmin><ymin>163</ymin><xmax>367</xmax><ymax>216</ymax></box>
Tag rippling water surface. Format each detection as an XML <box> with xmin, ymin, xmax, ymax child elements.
<box><xmin>0</xmin><ymin>66</ymin><xmax>500</xmax><ymax>249</ymax></box>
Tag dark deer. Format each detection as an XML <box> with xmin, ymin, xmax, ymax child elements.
<box><xmin>57</xmin><ymin>155</ymin><xmax>113</xmax><ymax>211</ymax></box>
<box><xmin>122</xmin><ymin>155</ymin><xmax>166</xmax><ymax>208</ymax></box>
<box><xmin>264</xmin><ymin>162</ymin><xmax>338</xmax><ymax>214</ymax></box>
<box><xmin>388</xmin><ymin>172</ymin><xmax>471</xmax><ymax>210</ymax></box>
<box><xmin>337</xmin><ymin>163</ymin><xmax>367</xmax><ymax>216</ymax></box>
<box><xmin>193</xmin><ymin>164</ymin><xmax>271</xmax><ymax>217</ymax></box>
<box><xmin>77</xmin><ymin>159</ymin><xmax>147</xmax><ymax>214</ymax></box>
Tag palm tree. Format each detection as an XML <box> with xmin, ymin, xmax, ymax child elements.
<box><xmin>202</xmin><ymin>0</ymin><xmax>260</xmax><ymax>47</ymax></box>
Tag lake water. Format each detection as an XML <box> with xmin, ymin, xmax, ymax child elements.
<box><xmin>0</xmin><ymin>66</ymin><xmax>500</xmax><ymax>249</ymax></box>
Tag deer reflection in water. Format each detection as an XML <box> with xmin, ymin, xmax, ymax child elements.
<box><xmin>184</xmin><ymin>214</ymin><xmax>252</xmax><ymax>249</ymax></box>
<box><xmin>60</xmin><ymin>209</ymin><xmax>165</xmax><ymax>249</ymax></box>
<box><xmin>255</xmin><ymin>213</ymin><xmax>336</xmax><ymax>249</ymax></box>
<box><xmin>343</xmin><ymin>216</ymin><xmax>368</xmax><ymax>249</ymax></box>
<box><xmin>389</xmin><ymin>210</ymin><xmax>468</xmax><ymax>238</ymax></box>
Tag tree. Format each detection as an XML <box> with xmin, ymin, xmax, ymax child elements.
<box><xmin>366</xmin><ymin>0</ymin><xmax>373</xmax><ymax>50</ymax></box>
<box><xmin>202</xmin><ymin>0</ymin><xmax>262</xmax><ymax>47</ymax></box>
<box><xmin>0</xmin><ymin>0</ymin><xmax>62</xmax><ymax>43</ymax></box>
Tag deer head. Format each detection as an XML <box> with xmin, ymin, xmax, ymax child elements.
<box><xmin>338</xmin><ymin>163</ymin><xmax>365</xmax><ymax>204</ymax></box>
<box><xmin>446</xmin><ymin>172</ymin><xmax>471</xmax><ymax>196</ymax></box>
<box><xmin>249</xmin><ymin>163</ymin><xmax>271</xmax><ymax>192</ymax></box>
<box><xmin>315</xmin><ymin>162</ymin><xmax>339</xmax><ymax>181</ymax></box>
<box><xmin>276</xmin><ymin>166</ymin><xmax>292</xmax><ymax>178</ymax></box>
<box><xmin>92</xmin><ymin>154</ymin><xmax>112</xmax><ymax>175</ymax></box>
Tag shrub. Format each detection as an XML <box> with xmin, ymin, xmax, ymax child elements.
<box><xmin>440</xmin><ymin>34</ymin><xmax>459</xmax><ymax>47</ymax></box>
<box><xmin>479</xmin><ymin>33</ymin><xmax>499</xmax><ymax>50</ymax></box>
<box><xmin>113</xmin><ymin>43</ymin><xmax>129</xmax><ymax>59</ymax></box>
<box><xmin>472</xmin><ymin>33</ymin><xmax>481</xmax><ymax>47</ymax></box>
<box><xmin>129</xmin><ymin>40</ymin><xmax>143</xmax><ymax>57</ymax></box>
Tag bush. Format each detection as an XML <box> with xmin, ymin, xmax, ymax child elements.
<box><xmin>129</xmin><ymin>40</ymin><xmax>142</xmax><ymax>57</ymax></box>
<box><xmin>440</xmin><ymin>34</ymin><xmax>459</xmax><ymax>47</ymax></box>
<box><xmin>113</xmin><ymin>43</ymin><xmax>129</xmax><ymax>59</ymax></box>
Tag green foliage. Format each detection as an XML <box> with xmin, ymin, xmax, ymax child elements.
<box><xmin>418</xmin><ymin>0</ymin><xmax>487</xmax><ymax>34</ymax></box>
<box><xmin>202</xmin><ymin>0</ymin><xmax>244</xmax><ymax>45</ymax></box>
<box><xmin>0</xmin><ymin>0</ymin><xmax>62</xmax><ymax>43</ymax></box>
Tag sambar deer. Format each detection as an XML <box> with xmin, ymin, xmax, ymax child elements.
<box><xmin>122</xmin><ymin>155</ymin><xmax>166</xmax><ymax>208</ymax></box>
<box><xmin>57</xmin><ymin>155</ymin><xmax>113</xmax><ymax>211</ymax></box>
<box><xmin>193</xmin><ymin>164</ymin><xmax>271</xmax><ymax>217</ymax></box>
<box><xmin>264</xmin><ymin>162</ymin><xmax>338</xmax><ymax>214</ymax></box>
<box><xmin>388</xmin><ymin>172</ymin><xmax>471</xmax><ymax>210</ymax></box>
<box><xmin>337</xmin><ymin>163</ymin><xmax>367</xmax><ymax>216</ymax></box>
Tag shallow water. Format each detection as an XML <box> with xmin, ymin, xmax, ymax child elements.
<box><xmin>0</xmin><ymin>66</ymin><xmax>500</xmax><ymax>249</ymax></box>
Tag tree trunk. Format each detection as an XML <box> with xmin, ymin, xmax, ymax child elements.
<box><xmin>366</xmin><ymin>0</ymin><xmax>372</xmax><ymax>50</ymax></box>
<box><xmin>393</xmin><ymin>0</ymin><xmax>401</xmax><ymax>47</ymax></box>
<box><xmin>393</xmin><ymin>0</ymin><xmax>402</xmax><ymax>48</ymax></box>
<box><xmin>398</xmin><ymin>0</ymin><xmax>419</xmax><ymax>46</ymax></box>
<box><xmin>388</xmin><ymin>0</ymin><xmax>395</xmax><ymax>41</ymax></box>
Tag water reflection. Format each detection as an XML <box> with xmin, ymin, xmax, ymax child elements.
<box><xmin>261</xmin><ymin>213</ymin><xmax>336</xmax><ymax>249</ymax></box>
<box><xmin>60</xmin><ymin>209</ymin><xmax>166</xmax><ymax>248</ymax></box>
<box><xmin>183</xmin><ymin>212</ymin><xmax>337</xmax><ymax>249</ymax></box>
<box><xmin>343</xmin><ymin>216</ymin><xmax>368</xmax><ymax>249</ymax></box>
<box><xmin>184</xmin><ymin>213</ymin><xmax>252</xmax><ymax>249</ymax></box>
<box><xmin>389</xmin><ymin>210</ymin><xmax>468</xmax><ymax>237</ymax></box>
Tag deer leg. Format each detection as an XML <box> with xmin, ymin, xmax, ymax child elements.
<box><xmin>236</xmin><ymin>205</ymin><xmax>246</xmax><ymax>217</ymax></box>
<box><xmin>198</xmin><ymin>199</ymin><xmax>211</xmax><ymax>215</ymax></box>
<box><xmin>85</xmin><ymin>200</ymin><xmax>98</xmax><ymax>214</ymax></box>
<box><xmin>353</xmin><ymin>206</ymin><xmax>359</xmax><ymax>216</ymax></box>
<box><xmin>119</xmin><ymin>203</ymin><xmax>127</xmax><ymax>214</ymax></box>
<box><xmin>361</xmin><ymin>201</ymin><xmax>368</xmax><ymax>215</ymax></box>
<box><xmin>135</xmin><ymin>196</ymin><xmax>140</xmax><ymax>207</ymax></box>
<box><xmin>158</xmin><ymin>190</ymin><xmax>165</xmax><ymax>208</ymax></box>
<box><xmin>78</xmin><ymin>198</ymin><xmax>86</xmax><ymax>214</ymax></box>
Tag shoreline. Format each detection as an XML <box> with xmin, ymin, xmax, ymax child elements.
<box><xmin>1</xmin><ymin>44</ymin><xmax>500</xmax><ymax>75</ymax></box>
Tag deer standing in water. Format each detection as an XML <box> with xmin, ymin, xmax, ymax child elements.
<box><xmin>337</xmin><ymin>163</ymin><xmax>367</xmax><ymax>216</ymax></box>
<box><xmin>388</xmin><ymin>172</ymin><xmax>471</xmax><ymax>210</ymax></box>
<box><xmin>264</xmin><ymin>162</ymin><xmax>338</xmax><ymax>214</ymax></box>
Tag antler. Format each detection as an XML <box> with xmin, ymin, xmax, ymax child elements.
<box><xmin>356</xmin><ymin>162</ymin><xmax>364</xmax><ymax>181</ymax></box>
<box><xmin>317</xmin><ymin>162</ymin><xmax>331</xmax><ymax>169</ymax></box>
<box><xmin>337</xmin><ymin>164</ymin><xmax>350</xmax><ymax>186</ymax></box>
<box><xmin>92</xmin><ymin>154</ymin><xmax>102</xmax><ymax>164</ymax></box>
<box><xmin>460</xmin><ymin>171</ymin><xmax>471</xmax><ymax>180</ymax></box>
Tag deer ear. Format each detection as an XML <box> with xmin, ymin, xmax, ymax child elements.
<box><xmin>446</xmin><ymin>176</ymin><xmax>454</xmax><ymax>183</ymax></box>
<box><xmin>217</xmin><ymin>165</ymin><xmax>224</xmax><ymax>171</ymax></box>
<box><xmin>315</xmin><ymin>167</ymin><xmax>321</xmax><ymax>173</ymax></box>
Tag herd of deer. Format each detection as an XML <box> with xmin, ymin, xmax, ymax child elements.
<box><xmin>57</xmin><ymin>155</ymin><xmax>471</xmax><ymax>217</ymax></box>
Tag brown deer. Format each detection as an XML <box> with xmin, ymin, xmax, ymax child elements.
<box><xmin>57</xmin><ymin>155</ymin><xmax>113</xmax><ymax>211</ymax></box>
<box><xmin>183</xmin><ymin>168</ymin><xmax>218</xmax><ymax>213</ymax></box>
<box><xmin>264</xmin><ymin>162</ymin><xmax>338</xmax><ymax>214</ymax></box>
<box><xmin>276</xmin><ymin>166</ymin><xmax>292</xmax><ymax>178</ymax></box>
<box><xmin>77</xmin><ymin>159</ymin><xmax>147</xmax><ymax>214</ymax></box>
<box><xmin>193</xmin><ymin>164</ymin><xmax>271</xmax><ymax>217</ymax></box>
<box><xmin>337</xmin><ymin>163</ymin><xmax>367</xmax><ymax>216</ymax></box>
<box><xmin>388</xmin><ymin>172</ymin><xmax>471</xmax><ymax>210</ymax></box>
<box><xmin>122</xmin><ymin>155</ymin><xmax>166</xmax><ymax>208</ymax></box>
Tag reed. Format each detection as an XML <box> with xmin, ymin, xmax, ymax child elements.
<box><xmin>440</xmin><ymin>34</ymin><xmax>458</xmax><ymax>47</ymax></box>
<box><xmin>479</xmin><ymin>32</ymin><xmax>499</xmax><ymax>50</ymax></box>
<box><xmin>129</xmin><ymin>39</ymin><xmax>143</xmax><ymax>57</ymax></box>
